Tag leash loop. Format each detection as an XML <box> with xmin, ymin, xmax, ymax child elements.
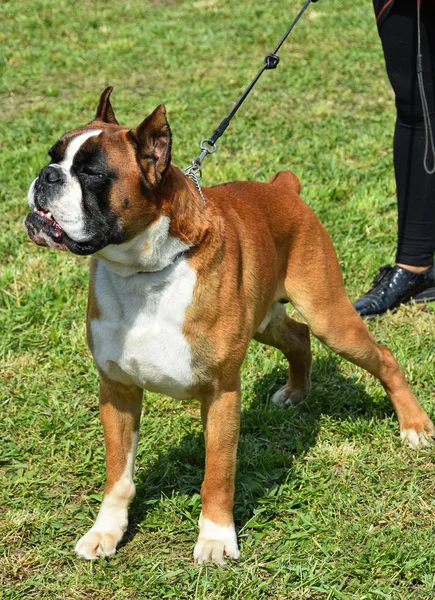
<box><xmin>264</xmin><ymin>53</ymin><xmax>280</xmax><ymax>70</ymax></box>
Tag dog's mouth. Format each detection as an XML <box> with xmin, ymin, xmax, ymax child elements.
<box><xmin>24</xmin><ymin>207</ymin><xmax>68</xmax><ymax>251</ymax></box>
<box><xmin>24</xmin><ymin>207</ymin><xmax>111</xmax><ymax>256</ymax></box>
<box><xmin>33</xmin><ymin>208</ymin><xmax>64</xmax><ymax>236</ymax></box>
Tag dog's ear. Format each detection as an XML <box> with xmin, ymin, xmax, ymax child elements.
<box><xmin>130</xmin><ymin>105</ymin><xmax>172</xmax><ymax>187</ymax></box>
<box><xmin>92</xmin><ymin>86</ymin><xmax>119</xmax><ymax>125</ymax></box>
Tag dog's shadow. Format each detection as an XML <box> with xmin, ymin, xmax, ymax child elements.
<box><xmin>125</xmin><ymin>351</ymin><xmax>394</xmax><ymax>542</ymax></box>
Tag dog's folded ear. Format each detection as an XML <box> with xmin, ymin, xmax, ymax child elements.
<box><xmin>130</xmin><ymin>105</ymin><xmax>172</xmax><ymax>187</ymax></box>
<box><xmin>91</xmin><ymin>86</ymin><xmax>119</xmax><ymax>125</ymax></box>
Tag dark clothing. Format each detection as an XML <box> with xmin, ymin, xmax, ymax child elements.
<box><xmin>374</xmin><ymin>0</ymin><xmax>435</xmax><ymax>29</ymax></box>
<box><xmin>373</xmin><ymin>0</ymin><xmax>396</xmax><ymax>28</ymax></box>
<box><xmin>374</xmin><ymin>0</ymin><xmax>435</xmax><ymax>266</ymax></box>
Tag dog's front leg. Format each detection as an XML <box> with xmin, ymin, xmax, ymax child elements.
<box><xmin>194</xmin><ymin>378</ymin><xmax>241</xmax><ymax>565</ymax></box>
<box><xmin>75</xmin><ymin>376</ymin><xmax>142</xmax><ymax>560</ymax></box>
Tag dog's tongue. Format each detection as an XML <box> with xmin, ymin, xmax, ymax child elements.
<box><xmin>53</xmin><ymin>220</ymin><xmax>63</xmax><ymax>237</ymax></box>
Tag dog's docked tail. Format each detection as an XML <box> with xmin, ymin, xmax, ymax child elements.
<box><xmin>268</xmin><ymin>170</ymin><xmax>301</xmax><ymax>195</ymax></box>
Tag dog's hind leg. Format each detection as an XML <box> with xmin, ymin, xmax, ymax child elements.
<box><xmin>254</xmin><ymin>303</ymin><xmax>312</xmax><ymax>407</ymax></box>
<box><xmin>283</xmin><ymin>225</ymin><xmax>435</xmax><ymax>448</ymax></box>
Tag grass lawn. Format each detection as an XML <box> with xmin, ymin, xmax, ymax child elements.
<box><xmin>1</xmin><ymin>0</ymin><xmax>435</xmax><ymax>598</ymax></box>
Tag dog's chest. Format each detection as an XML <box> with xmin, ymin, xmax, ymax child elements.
<box><xmin>90</xmin><ymin>259</ymin><xmax>196</xmax><ymax>399</ymax></box>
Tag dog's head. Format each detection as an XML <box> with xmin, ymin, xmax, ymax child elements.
<box><xmin>24</xmin><ymin>87</ymin><xmax>172</xmax><ymax>255</ymax></box>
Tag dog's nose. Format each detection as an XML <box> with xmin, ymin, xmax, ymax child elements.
<box><xmin>39</xmin><ymin>165</ymin><xmax>62</xmax><ymax>184</ymax></box>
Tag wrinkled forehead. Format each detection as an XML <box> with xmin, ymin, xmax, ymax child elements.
<box><xmin>48</xmin><ymin>127</ymin><xmax>133</xmax><ymax>171</ymax></box>
<box><xmin>48</xmin><ymin>128</ymin><xmax>103</xmax><ymax>166</ymax></box>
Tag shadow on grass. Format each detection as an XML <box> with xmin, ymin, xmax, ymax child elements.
<box><xmin>125</xmin><ymin>351</ymin><xmax>394</xmax><ymax>543</ymax></box>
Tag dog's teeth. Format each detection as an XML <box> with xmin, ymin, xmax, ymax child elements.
<box><xmin>46</xmin><ymin>212</ymin><xmax>52</xmax><ymax>220</ymax></box>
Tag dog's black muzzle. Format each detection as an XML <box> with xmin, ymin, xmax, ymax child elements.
<box><xmin>33</xmin><ymin>165</ymin><xmax>65</xmax><ymax>211</ymax></box>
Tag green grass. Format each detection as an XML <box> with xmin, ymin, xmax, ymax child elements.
<box><xmin>1</xmin><ymin>0</ymin><xmax>435</xmax><ymax>598</ymax></box>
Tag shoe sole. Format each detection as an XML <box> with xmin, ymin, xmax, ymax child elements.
<box><xmin>413</xmin><ymin>287</ymin><xmax>435</xmax><ymax>302</ymax></box>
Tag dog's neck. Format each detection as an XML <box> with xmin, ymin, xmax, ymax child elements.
<box><xmin>96</xmin><ymin>165</ymin><xmax>209</xmax><ymax>277</ymax></box>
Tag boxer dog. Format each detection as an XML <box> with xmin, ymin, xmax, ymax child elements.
<box><xmin>24</xmin><ymin>88</ymin><xmax>434</xmax><ymax>564</ymax></box>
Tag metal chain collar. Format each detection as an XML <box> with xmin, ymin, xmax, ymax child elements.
<box><xmin>184</xmin><ymin>138</ymin><xmax>217</xmax><ymax>205</ymax></box>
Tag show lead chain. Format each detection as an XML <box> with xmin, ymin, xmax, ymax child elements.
<box><xmin>416</xmin><ymin>0</ymin><xmax>435</xmax><ymax>175</ymax></box>
<box><xmin>184</xmin><ymin>0</ymin><xmax>319</xmax><ymax>202</ymax></box>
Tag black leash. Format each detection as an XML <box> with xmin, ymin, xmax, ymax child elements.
<box><xmin>184</xmin><ymin>0</ymin><xmax>319</xmax><ymax>202</ymax></box>
<box><xmin>416</xmin><ymin>0</ymin><xmax>435</xmax><ymax>175</ymax></box>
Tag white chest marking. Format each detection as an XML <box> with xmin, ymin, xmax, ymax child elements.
<box><xmin>90</xmin><ymin>258</ymin><xmax>196</xmax><ymax>399</ymax></box>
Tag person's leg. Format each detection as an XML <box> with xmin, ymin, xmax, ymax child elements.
<box><xmin>355</xmin><ymin>0</ymin><xmax>435</xmax><ymax>317</ymax></box>
<box><xmin>390</xmin><ymin>1</ymin><xmax>435</xmax><ymax>268</ymax></box>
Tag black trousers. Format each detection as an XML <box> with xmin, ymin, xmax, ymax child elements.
<box><xmin>376</xmin><ymin>0</ymin><xmax>435</xmax><ymax>266</ymax></box>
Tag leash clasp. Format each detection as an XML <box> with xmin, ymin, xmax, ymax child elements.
<box><xmin>184</xmin><ymin>157</ymin><xmax>202</xmax><ymax>180</ymax></box>
<box><xmin>184</xmin><ymin>138</ymin><xmax>217</xmax><ymax>178</ymax></box>
<box><xmin>200</xmin><ymin>138</ymin><xmax>217</xmax><ymax>156</ymax></box>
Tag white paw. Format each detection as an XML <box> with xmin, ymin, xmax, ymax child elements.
<box><xmin>193</xmin><ymin>514</ymin><xmax>240</xmax><ymax>565</ymax></box>
<box><xmin>75</xmin><ymin>526</ymin><xmax>125</xmax><ymax>560</ymax></box>
<box><xmin>271</xmin><ymin>384</ymin><xmax>310</xmax><ymax>407</ymax></box>
<box><xmin>401</xmin><ymin>428</ymin><xmax>433</xmax><ymax>450</ymax></box>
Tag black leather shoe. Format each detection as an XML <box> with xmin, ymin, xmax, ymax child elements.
<box><xmin>353</xmin><ymin>264</ymin><xmax>435</xmax><ymax>318</ymax></box>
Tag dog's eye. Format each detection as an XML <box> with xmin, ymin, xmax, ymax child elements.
<box><xmin>81</xmin><ymin>168</ymin><xmax>104</xmax><ymax>178</ymax></box>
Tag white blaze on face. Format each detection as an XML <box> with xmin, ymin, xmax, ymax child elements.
<box><xmin>59</xmin><ymin>129</ymin><xmax>103</xmax><ymax>171</ymax></box>
<box><xmin>28</xmin><ymin>129</ymin><xmax>103</xmax><ymax>242</ymax></box>
<box><xmin>27</xmin><ymin>178</ymin><xmax>37</xmax><ymax>207</ymax></box>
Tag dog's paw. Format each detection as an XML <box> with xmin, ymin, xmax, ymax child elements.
<box><xmin>271</xmin><ymin>383</ymin><xmax>310</xmax><ymax>407</ymax></box>
<box><xmin>400</xmin><ymin>415</ymin><xmax>435</xmax><ymax>449</ymax></box>
<box><xmin>75</xmin><ymin>527</ymin><xmax>124</xmax><ymax>560</ymax></box>
<box><xmin>193</xmin><ymin>514</ymin><xmax>240</xmax><ymax>565</ymax></box>
<box><xmin>401</xmin><ymin>421</ymin><xmax>435</xmax><ymax>449</ymax></box>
